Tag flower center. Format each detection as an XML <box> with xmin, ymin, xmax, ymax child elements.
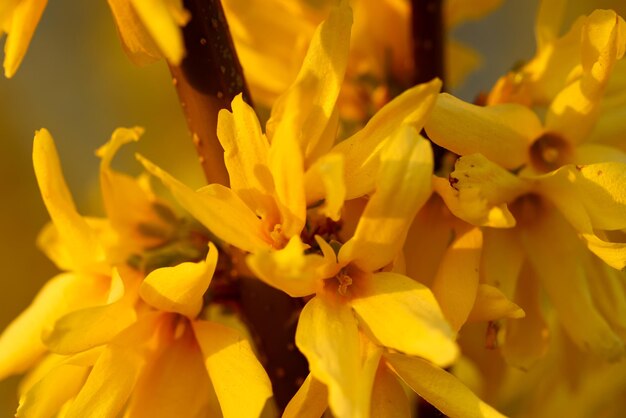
<box><xmin>335</xmin><ymin>269</ymin><xmax>353</xmax><ymax>296</ymax></box>
<box><xmin>529</xmin><ymin>132</ymin><xmax>572</xmax><ymax>173</ymax></box>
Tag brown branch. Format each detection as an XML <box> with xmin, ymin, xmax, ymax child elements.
<box><xmin>168</xmin><ymin>0</ymin><xmax>309</xmax><ymax>411</ymax></box>
<box><xmin>411</xmin><ymin>0</ymin><xmax>445</xmax><ymax>88</ymax></box>
<box><xmin>411</xmin><ymin>0</ymin><xmax>447</xmax><ymax>172</ymax></box>
<box><xmin>169</xmin><ymin>0</ymin><xmax>251</xmax><ymax>185</ymax></box>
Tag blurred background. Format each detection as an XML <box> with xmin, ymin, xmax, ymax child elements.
<box><xmin>0</xmin><ymin>0</ymin><xmax>548</xmax><ymax>414</ymax></box>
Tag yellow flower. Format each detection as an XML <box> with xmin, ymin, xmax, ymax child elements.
<box><xmin>223</xmin><ymin>0</ymin><xmax>502</xmax><ymax>119</ymax></box>
<box><xmin>0</xmin><ymin>0</ymin><xmax>46</xmax><ymax>78</ymax></box>
<box><xmin>17</xmin><ymin>241</ymin><xmax>272</xmax><ymax>417</ymax></box>
<box><xmin>284</xmin><ymin>336</ymin><xmax>505</xmax><ymax>418</ymax></box>
<box><xmin>108</xmin><ymin>0</ymin><xmax>190</xmax><ymax>65</ymax></box>
<box><xmin>0</xmin><ymin>127</ymin><xmax>183</xmax><ymax>393</ymax></box>
<box><xmin>0</xmin><ymin>129</ymin><xmax>120</xmax><ymax>381</ymax></box>
<box><xmin>134</xmin><ymin>2</ymin><xmax>507</xmax><ymax>416</ymax></box>
<box><xmin>138</xmin><ymin>0</ymin><xmax>441</xmax><ymax>255</ymax></box>
<box><xmin>1</xmin><ymin>0</ymin><xmax>188</xmax><ymax>78</ymax></box>
<box><xmin>424</xmin><ymin>9</ymin><xmax>626</xmax><ymax>363</ymax></box>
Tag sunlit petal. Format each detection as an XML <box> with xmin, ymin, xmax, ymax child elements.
<box><xmin>425</xmin><ymin>93</ymin><xmax>541</xmax><ymax>169</ymax></box>
<box><xmin>386</xmin><ymin>353</ymin><xmax>506</xmax><ymax>418</ymax></box>
<box><xmin>283</xmin><ymin>374</ymin><xmax>329</xmax><ymax>418</ymax></box>
<box><xmin>140</xmin><ymin>242</ymin><xmax>218</xmax><ymax>318</ymax></box>
<box><xmin>431</xmin><ymin>227</ymin><xmax>482</xmax><ymax>332</ymax></box>
<box><xmin>193</xmin><ymin>320</ymin><xmax>272</xmax><ymax>418</ymax></box>
<box><xmin>520</xmin><ymin>207</ymin><xmax>624</xmax><ymax>360</ymax></box>
<box><xmin>351</xmin><ymin>272</ymin><xmax>457</xmax><ymax>366</ymax></box>
<box><xmin>341</xmin><ymin>128</ymin><xmax>433</xmax><ymax>271</ymax></box>
<box><xmin>138</xmin><ymin>155</ymin><xmax>271</xmax><ymax>252</ymax></box>
<box><xmin>295</xmin><ymin>296</ymin><xmax>365</xmax><ymax>418</ymax></box>
<box><xmin>333</xmin><ymin>78</ymin><xmax>441</xmax><ymax>199</ymax></box>
<box><xmin>0</xmin><ymin>274</ymin><xmax>108</xmax><ymax>379</ymax></box>
<box><xmin>246</xmin><ymin>236</ymin><xmax>323</xmax><ymax>297</ymax></box>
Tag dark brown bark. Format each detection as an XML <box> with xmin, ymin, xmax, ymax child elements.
<box><xmin>410</xmin><ymin>0</ymin><xmax>445</xmax><ymax>88</ymax></box>
<box><xmin>169</xmin><ymin>0</ymin><xmax>251</xmax><ymax>185</ymax></box>
<box><xmin>411</xmin><ymin>0</ymin><xmax>447</xmax><ymax>171</ymax></box>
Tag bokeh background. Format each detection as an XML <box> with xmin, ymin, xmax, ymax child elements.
<box><xmin>0</xmin><ymin>0</ymin><xmax>548</xmax><ymax>414</ymax></box>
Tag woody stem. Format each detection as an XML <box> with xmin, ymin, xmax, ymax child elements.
<box><xmin>411</xmin><ymin>0</ymin><xmax>447</xmax><ymax>171</ymax></box>
<box><xmin>169</xmin><ymin>0</ymin><xmax>250</xmax><ymax>186</ymax></box>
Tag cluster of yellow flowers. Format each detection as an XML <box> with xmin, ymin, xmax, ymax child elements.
<box><xmin>1</xmin><ymin>0</ymin><xmax>625</xmax><ymax>417</ymax></box>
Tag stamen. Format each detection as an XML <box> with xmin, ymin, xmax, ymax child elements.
<box><xmin>336</xmin><ymin>270</ymin><xmax>353</xmax><ymax>296</ymax></box>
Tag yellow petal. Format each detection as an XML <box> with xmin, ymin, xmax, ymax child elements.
<box><xmin>17</xmin><ymin>361</ymin><xmax>89</xmax><ymax>418</ymax></box>
<box><xmin>351</xmin><ymin>272</ymin><xmax>458</xmax><ymax>366</ymax></box>
<box><xmin>431</xmin><ymin>227</ymin><xmax>483</xmax><ymax>332</ymax></box>
<box><xmin>341</xmin><ymin>128</ymin><xmax>433</xmax><ymax>271</ymax></box>
<box><xmin>33</xmin><ymin>129</ymin><xmax>107</xmax><ymax>273</ymax></box>
<box><xmin>217</xmin><ymin>94</ymin><xmax>276</xmax><ymax>218</ymax></box>
<box><xmin>425</xmin><ymin>94</ymin><xmax>542</xmax><ymax>169</ymax></box>
<box><xmin>107</xmin><ymin>0</ymin><xmax>161</xmax><ymax>65</ymax></box>
<box><xmin>369</xmin><ymin>361</ymin><xmax>410</xmax><ymax>418</ymax></box>
<box><xmin>266</xmin><ymin>100</ymin><xmax>307</xmax><ymax>239</ymax></box>
<box><xmin>583</xmin><ymin>232</ymin><xmax>626</xmax><ymax>270</ymax></box>
<box><xmin>333</xmin><ymin>78</ymin><xmax>441</xmax><ymax>199</ymax></box>
<box><xmin>304</xmin><ymin>153</ymin><xmax>346</xmax><ymax>221</ymax></box>
<box><xmin>480</xmin><ymin>227</ymin><xmax>524</xmax><ymax>298</ymax></box>
<box><xmin>43</xmin><ymin>270</ymin><xmax>136</xmax><ymax>355</ymax></box>
<box><xmin>43</xmin><ymin>301</ymin><xmax>136</xmax><ymax>356</ymax></box>
<box><xmin>572</xmin><ymin>143</ymin><xmax>626</xmax><ymax>165</ymax></box>
<box><xmin>501</xmin><ymin>262</ymin><xmax>549</xmax><ymax>370</ymax></box>
<box><xmin>222</xmin><ymin>0</ymin><xmax>316</xmax><ymax>105</ymax></box>
<box><xmin>435</xmin><ymin>154</ymin><xmax>529</xmax><ymax>228</ymax></box>
<box><xmin>295</xmin><ymin>296</ymin><xmax>365</xmax><ymax>418</ymax></box>
<box><xmin>125</xmin><ymin>323</ymin><xmax>216</xmax><ymax>418</ymax></box>
<box><xmin>129</xmin><ymin>0</ymin><xmax>189</xmax><ymax>64</ymax></box>
<box><xmin>65</xmin><ymin>314</ymin><xmax>162</xmax><ymax>418</ymax></box>
<box><xmin>2</xmin><ymin>0</ymin><xmax>47</xmax><ymax>78</ymax></box>
<box><xmin>546</xmin><ymin>10</ymin><xmax>626</xmax><ymax>144</ymax></box>
<box><xmin>386</xmin><ymin>353</ymin><xmax>506</xmax><ymax>418</ymax></box>
<box><xmin>97</xmin><ymin>127</ymin><xmax>170</xmax><ymax>253</ymax></box>
<box><xmin>283</xmin><ymin>374</ymin><xmax>329</xmax><ymax>418</ymax></box>
<box><xmin>193</xmin><ymin>320</ymin><xmax>272</xmax><ymax>418</ymax></box>
<box><xmin>246</xmin><ymin>236</ymin><xmax>323</xmax><ymax>298</ymax></box>
<box><xmin>585</xmin><ymin>254</ymin><xmax>626</xmax><ymax>338</ymax></box>
<box><xmin>538</xmin><ymin>162</ymin><xmax>626</xmax><ymax>233</ymax></box>
<box><xmin>466</xmin><ymin>284</ymin><xmax>525</xmax><ymax>323</ymax></box>
<box><xmin>0</xmin><ymin>273</ymin><xmax>108</xmax><ymax>380</ymax></box>
<box><xmin>140</xmin><ymin>242</ymin><xmax>218</xmax><ymax>317</ymax></box>
<box><xmin>137</xmin><ymin>155</ymin><xmax>271</xmax><ymax>252</ymax></box>
<box><xmin>520</xmin><ymin>207</ymin><xmax>624</xmax><ymax>360</ymax></box>
<box><xmin>266</xmin><ymin>0</ymin><xmax>352</xmax><ymax>162</ymax></box>
<box><xmin>403</xmin><ymin>195</ymin><xmax>455</xmax><ymax>287</ymax></box>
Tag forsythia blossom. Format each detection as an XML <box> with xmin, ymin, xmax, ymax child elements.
<box><xmin>1</xmin><ymin>0</ymin><xmax>626</xmax><ymax>417</ymax></box>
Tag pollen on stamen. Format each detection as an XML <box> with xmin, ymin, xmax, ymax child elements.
<box><xmin>336</xmin><ymin>270</ymin><xmax>353</xmax><ymax>296</ymax></box>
